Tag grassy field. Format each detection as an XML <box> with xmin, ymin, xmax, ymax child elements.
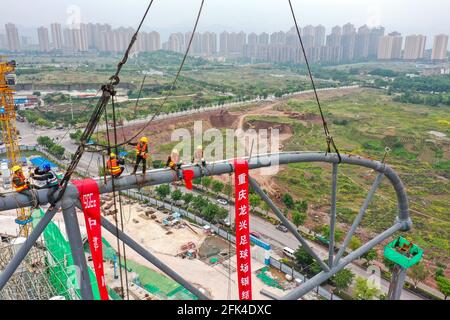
<box><xmin>268</xmin><ymin>89</ymin><xmax>449</xmax><ymax>263</ymax></box>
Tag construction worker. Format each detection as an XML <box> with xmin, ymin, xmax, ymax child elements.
<box><xmin>30</xmin><ymin>163</ymin><xmax>59</xmax><ymax>209</ymax></box>
<box><xmin>132</xmin><ymin>136</ymin><xmax>148</xmax><ymax>175</ymax></box>
<box><xmin>12</xmin><ymin>165</ymin><xmax>38</xmax><ymax>208</ymax></box>
<box><xmin>193</xmin><ymin>144</ymin><xmax>206</xmax><ymax>166</ymax></box>
<box><xmin>107</xmin><ymin>152</ymin><xmax>124</xmax><ymax>178</ymax></box>
<box><xmin>12</xmin><ymin>165</ymin><xmax>29</xmax><ymax>192</ymax></box>
<box><xmin>166</xmin><ymin>148</ymin><xmax>183</xmax><ymax>180</ymax></box>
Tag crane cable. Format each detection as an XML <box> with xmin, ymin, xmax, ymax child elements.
<box><xmin>110</xmin><ymin>95</ymin><xmax>131</xmax><ymax>299</ymax></box>
<box><xmin>90</xmin><ymin>0</ymin><xmax>206</xmax><ymax>152</ymax></box>
<box><xmin>104</xmin><ymin>100</ymin><xmax>127</xmax><ymax>299</ymax></box>
<box><xmin>288</xmin><ymin>0</ymin><xmax>342</xmax><ymax>163</ymax></box>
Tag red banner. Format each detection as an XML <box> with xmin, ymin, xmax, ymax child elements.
<box><xmin>72</xmin><ymin>179</ymin><xmax>108</xmax><ymax>300</ymax></box>
<box><xmin>234</xmin><ymin>159</ymin><xmax>252</xmax><ymax>300</ymax></box>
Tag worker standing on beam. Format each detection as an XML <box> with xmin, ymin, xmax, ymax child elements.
<box><xmin>107</xmin><ymin>152</ymin><xmax>125</xmax><ymax>178</ymax></box>
<box><xmin>132</xmin><ymin>137</ymin><xmax>148</xmax><ymax>175</ymax></box>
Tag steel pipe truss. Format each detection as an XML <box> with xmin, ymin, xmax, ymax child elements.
<box><xmin>0</xmin><ymin>152</ymin><xmax>411</xmax><ymax>300</ymax></box>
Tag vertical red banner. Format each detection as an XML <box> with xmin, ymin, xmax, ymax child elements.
<box><xmin>234</xmin><ymin>159</ymin><xmax>252</xmax><ymax>300</ymax></box>
<box><xmin>72</xmin><ymin>179</ymin><xmax>109</xmax><ymax>300</ymax></box>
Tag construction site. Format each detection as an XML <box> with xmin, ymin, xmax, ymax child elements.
<box><xmin>0</xmin><ymin>1</ymin><xmax>435</xmax><ymax>303</ymax></box>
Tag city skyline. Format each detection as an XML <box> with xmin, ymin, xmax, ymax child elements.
<box><xmin>0</xmin><ymin>0</ymin><xmax>449</xmax><ymax>43</ymax></box>
<box><xmin>1</xmin><ymin>21</ymin><xmax>448</xmax><ymax>64</ymax></box>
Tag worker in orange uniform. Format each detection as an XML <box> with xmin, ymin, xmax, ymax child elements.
<box><xmin>12</xmin><ymin>165</ymin><xmax>38</xmax><ymax>208</ymax></box>
<box><xmin>132</xmin><ymin>137</ymin><xmax>149</xmax><ymax>175</ymax></box>
<box><xmin>107</xmin><ymin>152</ymin><xmax>125</xmax><ymax>178</ymax></box>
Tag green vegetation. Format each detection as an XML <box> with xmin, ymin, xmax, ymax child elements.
<box><xmin>37</xmin><ymin>136</ymin><xmax>65</xmax><ymax>159</ymax></box>
<box><xmin>331</xmin><ymin>269</ymin><xmax>355</xmax><ymax>293</ymax></box>
<box><xmin>436</xmin><ymin>276</ymin><xmax>450</xmax><ymax>300</ymax></box>
<box><xmin>353</xmin><ymin>276</ymin><xmax>380</xmax><ymax>300</ymax></box>
<box><xmin>407</xmin><ymin>263</ymin><xmax>429</xmax><ymax>289</ymax></box>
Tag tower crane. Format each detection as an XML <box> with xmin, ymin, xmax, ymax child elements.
<box><xmin>0</xmin><ymin>57</ymin><xmax>32</xmax><ymax>237</ymax></box>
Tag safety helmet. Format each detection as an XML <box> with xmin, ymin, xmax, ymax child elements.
<box><xmin>12</xmin><ymin>165</ymin><xmax>21</xmax><ymax>172</ymax></box>
<box><xmin>110</xmin><ymin>152</ymin><xmax>116</xmax><ymax>158</ymax></box>
<box><xmin>197</xmin><ymin>145</ymin><xmax>202</xmax><ymax>150</ymax></box>
<box><xmin>140</xmin><ymin>137</ymin><xmax>148</xmax><ymax>143</ymax></box>
<box><xmin>43</xmin><ymin>163</ymin><xmax>51</xmax><ymax>171</ymax></box>
<box><xmin>172</xmin><ymin>148</ymin><xmax>179</xmax><ymax>154</ymax></box>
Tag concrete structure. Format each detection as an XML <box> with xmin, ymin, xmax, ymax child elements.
<box><xmin>341</xmin><ymin>23</ymin><xmax>356</xmax><ymax>61</ymax></box>
<box><xmin>50</xmin><ymin>23</ymin><xmax>63</xmax><ymax>50</ymax></box>
<box><xmin>37</xmin><ymin>27</ymin><xmax>50</xmax><ymax>52</ymax></box>
<box><xmin>403</xmin><ymin>35</ymin><xmax>426</xmax><ymax>60</ymax></box>
<box><xmin>5</xmin><ymin>23</ymin><xmax>20</xmax><ymax>52</ymax></box>
<box><xmin>378</xmin><ymin>32</ymin><xmax>403</xmax><ymax>60</ymax></box>
<box><xmin>431</xmin><ymin>34</ymin><xmax>449</xmax><ymax>61</ymax></box>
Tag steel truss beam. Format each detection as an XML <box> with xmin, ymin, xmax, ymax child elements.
<box><xmin>0</xmin><ymin>152</ymin><xmax>411</xmax><ymax>300</ymax></box>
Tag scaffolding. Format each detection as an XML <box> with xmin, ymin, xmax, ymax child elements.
<box><xmin>0</xmin><ymin>240</ymin><xmax>78</xmax><ymax>300</ymax></box>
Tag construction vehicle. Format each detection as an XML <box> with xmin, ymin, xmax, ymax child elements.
<box><xmin>0</xmin><ymin>57</ymin><xmax>32</xmax><ymax>237</ymax></box>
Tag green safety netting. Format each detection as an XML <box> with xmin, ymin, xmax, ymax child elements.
<box><xmin>256</xmin><ymin>267</ymin><xmax>284</xmax><ymax>290</ymax></box>
<box><xmin>383</xmin><ymin>236</ymin><xmax>423</xmax><ymax>269</ymax></box>
<box><xmin>32</xmin><ymin>208</ymin><xmax>102</xmax><ymax>299</ymax></box>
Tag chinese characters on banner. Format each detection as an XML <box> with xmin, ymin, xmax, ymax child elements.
<box><xmin>234</xmin><ymin>159</ymin><xmax>252</xmax><ymax>300</ymax></box>
<box><xmin>72</xmin><ymin>179</ymin><xmax>109</xmax><ymax>300</ymax></box>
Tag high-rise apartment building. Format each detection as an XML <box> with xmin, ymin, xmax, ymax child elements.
<box><xmin>37</xmin><ymin>26</ymin><xmax>50</xmax><ymax>52</ymax></box>
<box><xmin>403</xmin><ymin>35</ymin><xmax>426</xmax><ymax>60</ymax></box>
<box><xmin>314</xmin><ymin>25</ymin><xmax>326</xmax><ymax>47</ymax></box>
<box><xmin>50</xmin><ymin>23</ymin><xmax>63</xmax><ymax>50</ymax></box>
<box><xmin>341</xmin><ymin>23</ymin><xmax>356</xmax><ymax>61</ymax></box>
<box><xmin>431</xmin><ymin>34</ymin><xmax>449</xmax><ymax>60</ymax></box>
<box><xmin>377</xmin><ymin>32</ymin><xmax>403</xmax><ymax>60</ymax></box>
<box><xmin>5</xmin><ymin>23</ymin><xmax>20</xmax><ymax>52</ymax></box>
<box><xmin>354</xmin><ymin>25</ymin><xmax>370</xmax><ymax>59</ymax></box>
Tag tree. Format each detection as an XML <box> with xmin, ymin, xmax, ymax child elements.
<box><xmin>211</xmin><ymin>180</ymin><xmax>224</xmax><ymax>195</ymax></box>
<box><xmin>294</xmin><ymin>247</ymin><xmax>313</xmax><ymax>270</ymax></box>
<box><xmin>436</xmin><ymin>276</ymin><xmax>450</xmax><ymax>300</ymax></box>
<box><xmin>223</xmin><ymin>183</ymin><xmax>232</xmax><ymax>196</ymax></box>
<box><xmin>192</xmin><ymin>196</ymin><xmax>208</xmax><ymax>212</ymax></box>
<box><xmin>361</xmin><ymin>248</ymin><xmax>377</xmax><ymax>264</ymax></box>
<box><xmin>261</xmin><ymin>201</ymin><xmax>270</xmax><ymax>214</ymax></box>
<box><xmin>249</xmin><ymin>194</ymin><xmax>261</xmax><ymax>210</ymax></box>
<box><xmin>332</xmin><ymin>269</ymin><xmax>355</xmax><ymax>293</ymax></box>
<box><xmin>182</xmin><ymin>193</ymin><xmax>193</xmax><ymax>206</ymax></box>
<box><xmin>282</xmin><ymin>193</ymin><xmax>294</xmax><ymax>209</ymax></box>
<box><xmin>171</xmin><ymin>189</ymin><xmax>182</xmax><ymax>202</ymax></box>
<box><xmin>201</xmin><ymin>177</ymin><xmax>212</xmax><ymax>190</ymax></box>
<box><xmin>408</xmin><ymin>263</ymin><xmax>429</xmax><ymax>289</ymax></box>
<box><xmin>295</xmin><ymin>200</ymin><xmax>308</xmax><ymax>212</ymax></box>
<box><xmin>353</xmin><ymin>276</ymin><xmax>379</xmax><ymax>300</ymax></box>
<box><xmin>201</xmin><ymin>203</ymin><xmax>222</xmax><ymax>222</ymax></box>
<box><xmin>155</xmin><ymin>184</ymin><xmax>170</xmax><ymax>200</ymax></box>
<box><xmin>292</xmin><ymin>210</ymin><xmax>306</xmax><ymax>227</ymax></box>
<box><xmin>349</xmin><ymin>236</ymin><xmax>362</xmax><ymax>251</ymax></box>
<box><xmin>50</xmin><ymin>144</ymin><xmax>65</xmax><ymax>159</ymax></box>
<box><xmin>37</xmin><ymin>136</ymin><xmax>53</xmax><ymax>148</ymax></box>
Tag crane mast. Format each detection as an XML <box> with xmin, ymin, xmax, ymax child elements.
<box><xmin>0</xmin><ymin>57</ymin><xmax>31</xmax><ymax>237</ymax></box>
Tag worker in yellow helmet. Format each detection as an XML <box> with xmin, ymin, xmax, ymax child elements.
<box><xmin>12</xmin><ymin>165</ymin><xmax>39</xmax><ymax>208</ymax></box>
<box><xmin>193</xmin><ymin>144</ymin><xmax>205</xmax><ymax>166</ymax></box>
<box><xmin>12</xmin><ymin>165</ymin><xmax>29</xmax><ymax>192</ymax></box>
<box><xmin>132</xmin><ymin>137</ymin><xmax>149</xmax><ymax>175</ymax></box>
<box><xmin>107</xmin><ymin>152</ymin><xmax>124</xmax><ymax>178</ymax></box>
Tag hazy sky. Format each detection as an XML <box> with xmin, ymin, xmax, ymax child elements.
<box><xmin>2</xmin><ymin>0</ymin><xmax>449</xmax><ymax>44</ymax></box>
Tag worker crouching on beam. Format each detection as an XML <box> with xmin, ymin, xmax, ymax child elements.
<box><xmin>107</xmin><ymin>152</ymin><xmax>125</xmax><ymax>178</ymax></box>
<box><xmin>12</xmin><ymin>165</ymin><xmax>38</xmax><ymax>208</ymax></box>
<box><xmin>29</xmin><ymin>163</ymin><xmax>59</xmax><ymax>210</ymax></box>
<box><xmin>132</xmin><ymin>136</ymin><xmax>149</xmax><ymax>175</ymax></box>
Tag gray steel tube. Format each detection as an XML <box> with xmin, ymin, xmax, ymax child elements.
<box><xmin>0</xmin><ymin>152</ymin><xmax>410</xmax><ymax>230</ymax></box>
<box><xmin>280</xmin><ymin>223</ymin><xmax>403</xmax><ymax>300</ymax></box>
<box><xmin>61</xmin><ymin>200</ymin><xmax>94</xmax><ymax>300</ymax></box>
